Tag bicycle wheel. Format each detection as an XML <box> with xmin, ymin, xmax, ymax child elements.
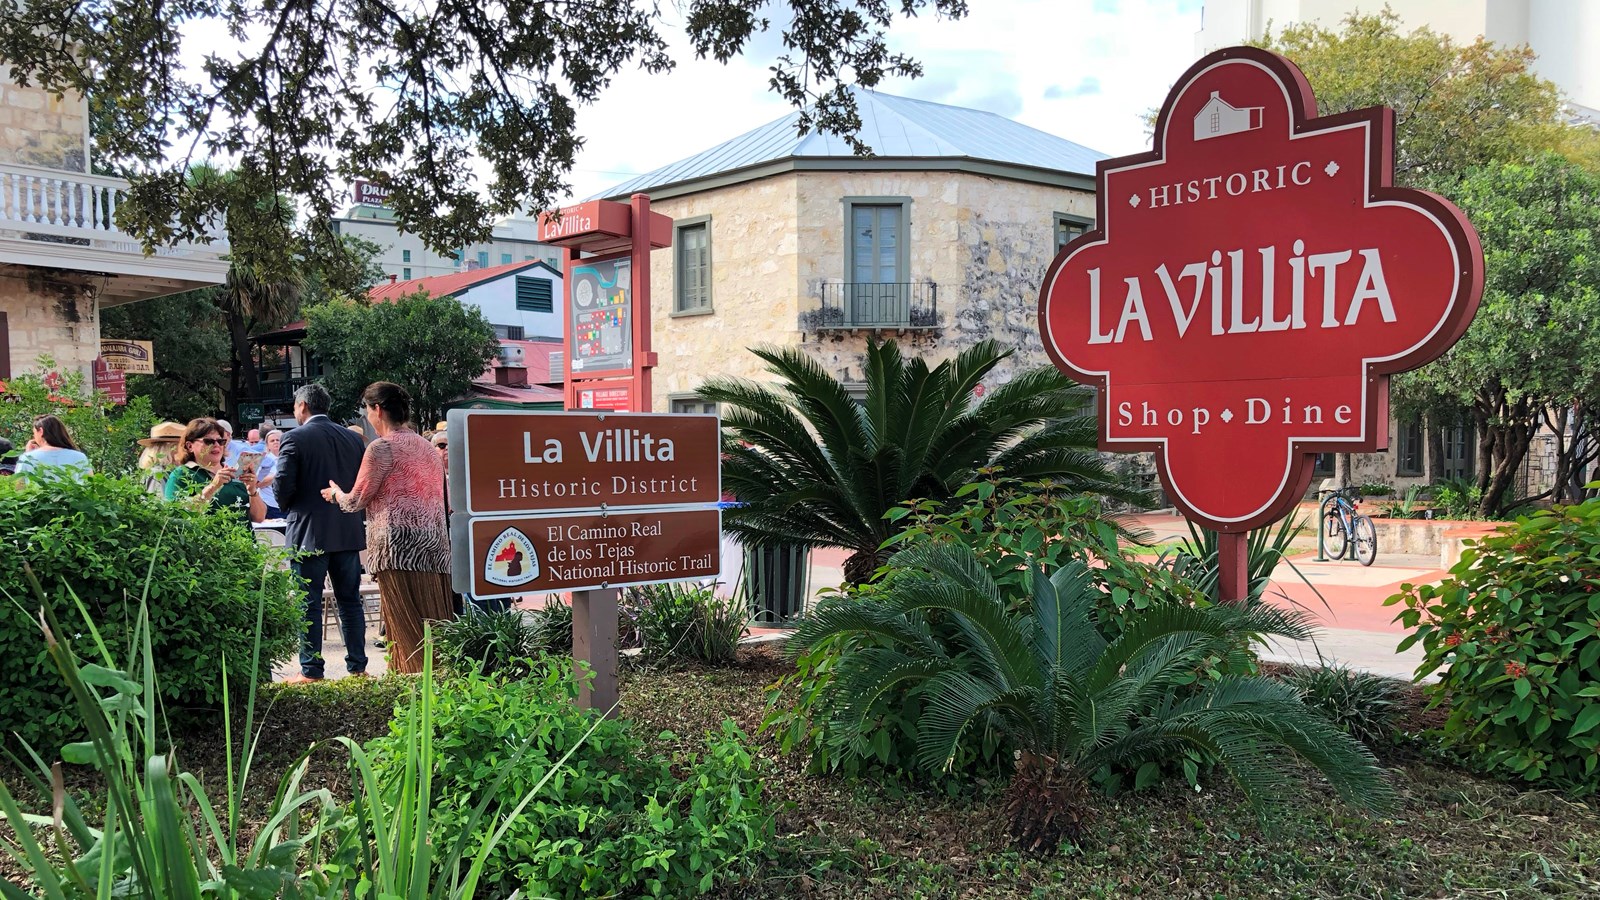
<box><xmin>1322</xmin><ymin>508</ymin><xmax>1348</xmax><ymax>559</ymax></box>
<box><xmin>1352</xmin><ymin>515</ymin><xmax>1378</xmax><ymax>566</ymax></box>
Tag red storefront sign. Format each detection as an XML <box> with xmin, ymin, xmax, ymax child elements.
<box><xmin>92</xmin><ymin>357</ymin><xmax>127</xmax><ymax>404</ymax></box>
<box><xmin>1039</xmin><ymin>47</ymin><xmax>1482</xmax><ymax>536</ymax></box>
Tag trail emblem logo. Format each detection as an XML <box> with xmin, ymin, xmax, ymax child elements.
<box><xmin>484</xmin><ymin>527</ymin><xmax>539</xmax><ymax>587</ymax></box>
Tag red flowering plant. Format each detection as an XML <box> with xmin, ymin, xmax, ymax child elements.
<box><xmin>1387</xmin><ymin>492</ymin><xmax>1600</xmax><ymax>793</ymax></box>
<box><xmin>0</xmin><ymin>356</ymin><xmax>155</xmax><ymax>477</ymax></box>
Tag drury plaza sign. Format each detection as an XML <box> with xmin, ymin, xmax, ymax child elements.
<box><xmin>1039</xmin><ymin>47</ymin><xmax>1483</xmax><ymax>600</ymax></box>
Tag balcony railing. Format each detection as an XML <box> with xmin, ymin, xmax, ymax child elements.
<box><xmin>0</xmin><ymin>162</ymin><xmax>229</xmax><ymax>259</ymax></box>
<box><xmin>801</xmin><ymin>282</ymin><xmax>940</xmax><ymax>331</ymax></box>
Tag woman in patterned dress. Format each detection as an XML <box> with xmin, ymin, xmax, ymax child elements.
<box><xmin>321</xmin><ymin>382</ymin><xmax>453</xmax><ymax>673</ymax></box>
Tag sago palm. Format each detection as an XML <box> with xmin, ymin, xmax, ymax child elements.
<box><xmin>698</xmin><ymin>339</ymin><xmax>1143</xmax><ymax>584</ymax></box>
<box><xmin>791</xmin><ymin>542</ymin><xmax>1393</xmax><ymax>849</ymax></box>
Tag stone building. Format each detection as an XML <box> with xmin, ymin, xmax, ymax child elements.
<box><xmin>591</xmin><ymin>87</ymin><xmax>1106</xmax><ymax>415</ymax></box>
<box><xmin>1</xmin><ymin>81</ymin><xmax>228</xmax><ymax>383</ymax></box>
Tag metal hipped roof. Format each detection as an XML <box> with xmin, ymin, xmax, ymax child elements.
<box><xmin>593</xmin><ymin>86</ymin><xmax>1108</xmax><ymax>199</ymax></box>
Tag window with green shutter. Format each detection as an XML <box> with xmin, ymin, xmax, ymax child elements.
<box><xmin>516</xmin><ymin>276</ymin><xmax>554</xmax><ymax>312</ymax></box>
<box><xmin>674</xmin><ymin>218</ymin><xmax>712</xmax><ymax>314</ymax></box>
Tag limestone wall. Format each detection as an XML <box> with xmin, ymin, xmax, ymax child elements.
<box><xmin>640</xmin><ymin>170</ymin><xmax>1095</xmax><ymax>409</ymax></box>
<box><xmin>639</xmin><ymin>170</ymin><xmax>1096</xmax><ymax>410</ymax></box>
<box><xmin>0</xmin><ymin>83</ymin><xmax>89</xmax><ymax>172</ymax></box>
<box><xmin>797</xmin><ymin>171</ymin><xmax>1095</xmax><ymax>388</ymax></box>
<box><xmin>644</xmin><ymin>175</ymin><xmax>801</xmax><ymax>411</ymax></box>
<box><xmin>0</xmin><ymin>266</ymin><xmax>100</xmax><ymax>377</ymax></box>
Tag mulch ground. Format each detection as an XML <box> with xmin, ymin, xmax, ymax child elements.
<box><xmin>5</xmin><ymin>648</ymin><xmax>1596</xmax><ymax>898</ymax></box>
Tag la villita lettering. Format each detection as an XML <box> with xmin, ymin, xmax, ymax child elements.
<box><xmin>521</xmin><ymin>428</ymin><xmax>676</xmax><ymax>464</ymax></box>
<box><xmin>1085</xmin><ymin>238</ymin><xmax>1394</xmax><ymax>344</ymax></box>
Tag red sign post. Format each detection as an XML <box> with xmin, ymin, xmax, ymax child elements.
<box><xmin>1039</xmin><ymin>47</ymin><xmax>1483</xmax><ymax>602</ymax></box>
<box><xmin>539</xmin><ymin>197</ymin><xmax>673</xmax><ymax>415</ymax></box>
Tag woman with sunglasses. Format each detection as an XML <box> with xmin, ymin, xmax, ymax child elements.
<box><xmin>164</xmin><ymin>417</ymin><xmax>265</xmax><ymax>524</ymax></box>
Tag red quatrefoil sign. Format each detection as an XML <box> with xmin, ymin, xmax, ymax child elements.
<box><xmin>1039</xmin><ymin>46</ymin><xmax>1483</xmax><ymax>532</ymax></box>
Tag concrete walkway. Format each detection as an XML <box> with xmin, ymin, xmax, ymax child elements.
<box><xmin>274</xmin><ymin>514</ymin><xmax>1445</xmax><ymax>684</ymax></box>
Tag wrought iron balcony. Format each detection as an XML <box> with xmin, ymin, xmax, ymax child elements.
<box><xmin>801</xmin><ymin>282</ymin><xmax>940</xmax><ymax>331</ymax></box>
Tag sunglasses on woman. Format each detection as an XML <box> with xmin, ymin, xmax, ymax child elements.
<box><xmin>196</xmin><ymin>437</ymin><xmax>228</xmax><ymax>446</ymax></box>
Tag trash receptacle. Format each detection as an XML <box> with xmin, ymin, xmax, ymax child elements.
<box><xmin>744</xmin><ymin>543</ymin><xmax>812</xmax><ymax>626</ymax></box>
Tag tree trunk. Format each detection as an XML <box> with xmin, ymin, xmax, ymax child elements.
<box><xmin>225</xmin><ymin>311</ymin><xmax>259</xmax><ymax>421</ymax></box>
<box><xmin>1478</xmin><ymin>397</ymin><xmax>1536</xmax><ymax>517</ymax></box>
<box><xmin>842</xmin><ymin>549</ymin><xmax>887</xmax><ymax>586</ymax></box>
<box><xmin>1547</xmin><ymin>405</ymin><xmax>1571</xmax><ymax>504</ymax></box>
<box><xmin>1425</xmin><ymin>413</ymin><xmax>1444</xmax><ymax>484</ymax></box>
<box><xmin>1335</xmin><ymin>453</ymin><xmax>1353</xmax><ymax>488</ymax></box>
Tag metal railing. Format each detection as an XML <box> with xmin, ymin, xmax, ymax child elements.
<box><xmin>0</xmin><ymin>162</ymin><xmax>229</xmax><ymax>259</ymax></box>
<box><xmin>802</xmin><ymin>281</ymin><xmax>940</xmax><ymax>330</ymax></box>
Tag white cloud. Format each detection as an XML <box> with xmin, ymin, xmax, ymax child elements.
<box><xmin>557</xmin><ymin>0</ymin><xmax>1205</xmax><ymax>205</ymax></box>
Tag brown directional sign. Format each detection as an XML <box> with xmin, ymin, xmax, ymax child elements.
<box><xmin>447</xmin><ymin>410</ymin><xmax>720</xmax><ymax>515</ymax></box>
<box><xmin>453</xmin><ymin>508</ymin><xmax>721</xmax><ymax>599</ymax></box>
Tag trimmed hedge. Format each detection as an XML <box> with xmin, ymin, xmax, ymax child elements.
<box><xmin>0</xmin><ymin>474</ymin><xmax>301</xmax><ymax>753</ymax></box>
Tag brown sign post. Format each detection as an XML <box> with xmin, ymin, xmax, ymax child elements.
<box><xmin>447</xmin><ymin>409</ymin><xmax>720</xmax><ymax>712</ymax></box>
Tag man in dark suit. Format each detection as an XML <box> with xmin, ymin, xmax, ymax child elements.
<box><xmin>275</xmin><ymin>383</ymin><xmax>369</xmax><ymax>681</ymax></box>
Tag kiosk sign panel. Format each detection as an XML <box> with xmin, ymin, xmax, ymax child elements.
<box><xmin>569</xmin><ymin>256</ymin><xmax>632</xmax><ymax>374</ymax></box>
<box><xmin>1038</xmin><ymin>47</ymin><xmax>1482</xmax><ymax>533</ymax></box>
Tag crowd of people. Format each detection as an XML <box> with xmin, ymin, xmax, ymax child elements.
<box><xmin>5</xmin><ymin>383</ymin><xmax>460</xmax><ymax>680</ymax></box>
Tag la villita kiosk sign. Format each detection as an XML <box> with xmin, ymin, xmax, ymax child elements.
<box><xmin>1040</xmin><ymin>46</ymin><xmax>1483</xmax><ymax>602</ymax></box>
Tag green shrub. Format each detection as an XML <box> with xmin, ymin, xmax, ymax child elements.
<box><xmin>530</xmin><ymin>597</ymin><xmax>574</xmax><ymax>652</ymax></box>
<box><xmin>1279</xmin><ymin>662</ymin><xmax>1404</xmax><ymax>748</ymax></box>
<box><xmin>367</xmin><ymin>662</ymin><xmax>772</xmax><ymax>898</ymax></box>
<box><xmin>0</xmin><ymin>474</ymin><xmax>301</xmax><ymax>752</ymax></box>
<box><xmin>433</xmin><ymin>607</ymin><xmax>547</xmax><ymax>678</ymax></box>
<box><xmin>1388</xmin><ymin>496</ymin><xmax>1600</xmax><ymax>793</ymax></box>
<box><xmin>765</xmin><ymin>474</ymin><xmax>1223</xmax><ymax>782</ymax></box>
<box><xmin>433</xmin><ymin>602</ymin><xmax>578</xmax><ymax>678</ymax></box>
<box><xmin>0</xmin><ymin>357</ymin><xmax>157</xmax><ymax>476</ymax></box>
<box><xmin>627</xmin><ymin>582</ymin><xmax>747</xmax><ymax>665</ymax></box>
<box><xmin>790</xmin><ymin>543</ymin><xmax>1392</xmax><ymax>849</ymax></box>
<box><xmin>1433</xmin><ymin>475</ymin><xmax>1484</xmax><ymax>520</ymax></box>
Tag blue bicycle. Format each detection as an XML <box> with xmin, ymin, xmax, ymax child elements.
<box><xmin>1319</xmin><ymin>486</ymin><xmax>1377</xmax><ymax>566</ymax></box>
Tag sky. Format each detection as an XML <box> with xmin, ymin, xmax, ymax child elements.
<box><xmin>552</xmin><ymin>0</ymin><xmax>1208</xmax><ymax>205</ymax></box>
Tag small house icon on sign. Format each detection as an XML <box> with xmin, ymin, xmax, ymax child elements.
<box><xmin>1194</xmin><ymin>91</ymin><xmax>1263</xmax><ymax>141</ymax></box>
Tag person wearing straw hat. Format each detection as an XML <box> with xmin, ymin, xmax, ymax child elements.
<box><xmin>137</xmin><ymin>421</ymin><xmax>186</xmax><ymax>495</ymax></box>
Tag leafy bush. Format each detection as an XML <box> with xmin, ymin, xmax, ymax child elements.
<box><xmin>1433</xmin><ymin>475</ymin><xmax>1484</xmax><ymax>520</ymax></box>
<box><xmin>433</xmin><ymin>602</ymin><xmax>577</xmax><ymax>678</ymax></box>
<box><xmin>0</xmin><ymin>474</ymin><xmax>301</xmax><ymax>752</ymax></box>
<box><xmin>434</xmin><ymin>606</ymin><xmax>546</xmax><ymax>678</ymax></box>
<box><xmin>627</xmin><ymin>582</ymin><xmax>747</xmax><ymax>665</ymax></box>
<box><xmin>367</xmin><ymin>662</ymin><xmax>772</xmax><ymax>898</ymax></box>
<box><xmin>0</xmin><ymin>357</ymin><xmax>157</xmax><ymax>476</ymax></box>
<box><xmin>791</xmin><ymin>543</ymin><xmax>1392</xmax><ymax>849</ymax></box>
<box><xmin>1388</xmin><ymin>495</ymin><xmax>1600</xmax><ymax>793</ymax></box>
<box><xmin>1279</xmin><ymin>662</ymin><xmax>1404</xmax><ymax>747</ymax></box>
<box><xmin>3</xmin><ymin>585</ymin><xmax>572</xmax><ymax>898</ymax></box>
<box><xmin>765</xmin><ymin>474</ymin><xmax>1221</xmax><ymax>782</ymax></box>
<box><xmin>1167</xmin><ymin>515</ymin><xmax>1316</xmax><ymax>606</ymax></box>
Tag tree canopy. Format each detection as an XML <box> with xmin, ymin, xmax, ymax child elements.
<box><xmin>1394</xmin><ymin>154</ymin><xmax>1600</xmax><ymax>514</ymax></box>
<box><xmin>0</xmin><ymin>0</ymin><xmax>967</xmax><ymax>281</ymax></box>
<box><xmin>1254</xmin><ymin>11</ymin><xmax>1598</xmax><ymax>186</ymax></box>
<box><xmin>303</xmin><ymin>292</ymin><xmax>502</xmax><ymax>428</ymax></box>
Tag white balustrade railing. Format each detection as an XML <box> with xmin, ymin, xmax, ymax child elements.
<box><xmin>0</xmin><ymin>162</ymin><xmax>229</xmax><ymax>258</ymax></box>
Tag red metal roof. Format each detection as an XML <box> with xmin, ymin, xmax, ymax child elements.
<box><xmin>368</xmin><ymin>259</ymin><xmax>550</xmax><ymax>301</ymax></box>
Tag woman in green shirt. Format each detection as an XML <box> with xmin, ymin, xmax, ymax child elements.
<box><xmin>164</xmin><ymin>418</ymin><xmax>265</xmax><ymax>525</ymax></box>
